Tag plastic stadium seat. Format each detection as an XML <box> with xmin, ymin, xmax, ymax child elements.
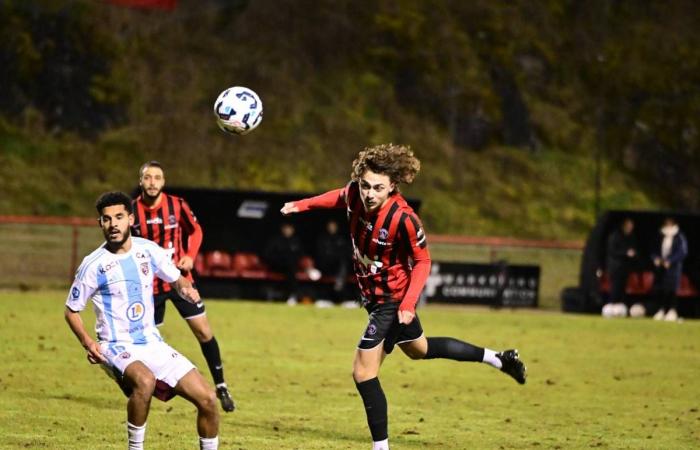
<box><xmin>194</xmin><ymin>254</ymin><xmax>207</xmax><ymax>275</ymax></box>
<box><xmin>231</xmin><ymin>252</ymin><xmax>252</xmax><ymax>272</ymax></box>
<box><xmin>298</xmin><ymin>255</ymin><xmax>315</xmax><ymax>271</ymax></box>
<box><xmin>641</xmin><ymin>271</ymin><xmax>654</xmax><ymax>292</ymax></box>
<box><xmin>678</xmin><ymin>274</ymin><xmax>697</xmax><ymax>297</ymax></box>
<box><xmin>231</xmin><ymin>252</ymin><xmax>275</xmax><ymax>279</ymax></box>
<box><xmin>203</xmin><ymin>250</ymin><xmax>237</xmax><ymax>277</ymax></box>
<box><xmin>626</xmin><ymin>272</ymin><xmax>647</xmax><ymax>295</ymax></box>
<box><xmin>205</xmin><ymin>250</ymin><xmax>232</xmax><ymax>271</ymax></box>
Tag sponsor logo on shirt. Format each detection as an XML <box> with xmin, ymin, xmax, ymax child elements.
<box><xmin>127</xmin><ymin>302</ymin><xmax>146</xmax><ymax>322</ymax></box>
<box><xmin>146</xmin><ymin>217</ymin><xmax>163</xmax><ymax>225</ymax></box>
<box><xmin>99</xmin><ymin>260</ymin><xmax>119</xmax><ymax>274</ymax></box>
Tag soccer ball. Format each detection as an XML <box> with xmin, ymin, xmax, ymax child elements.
<box><xmin>601</xmin><ymin>303</ymin><xmax>616</xmax><ymax>318</ymax></box>
<box><xmin>629</xmin><ymin>303</ymin><xmax>646</xmax><ymax>318</ymax></box>
<box><xmin>213</xmin><ymin>86</ymin><xmax>263</xmax><ymax>135</ymax></box>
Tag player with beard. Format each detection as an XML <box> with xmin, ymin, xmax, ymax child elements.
<box><xmin>281</xmin><ymin>144</ymin><xmax>526</xmax><ymax>450</ymax></box>
<box><xmin>131</xmin><ymin>161</ymin><xmax>234</xmax><ymax>412</ymax></box>
<box><xmin>65</xmin><ymin>191</ymin><xmax>220</xmax><ymax>449</ymax></box>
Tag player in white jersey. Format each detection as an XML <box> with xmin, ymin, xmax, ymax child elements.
<box><xmin>64</xmin><ymin>192</ymin><xmax>220</xmax><ymax>450</ymax></box>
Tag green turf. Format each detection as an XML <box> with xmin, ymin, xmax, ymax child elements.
<box><xmin>1</xmin><ymin>292</ymin><xmax>699</xmax><ymax>449</ymax></box>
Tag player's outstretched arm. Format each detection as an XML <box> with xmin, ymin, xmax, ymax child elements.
<box><xmin>173</xmin><ymin>276</ymin><xmax>201</xmax><ymax>304</ymax></box>
<box><xmin>64</xmin><ymin>307</ymin><xmax>107</xmax><ymax>364</ymax></box>
<box><xmin>281</xmin><ymin>188</ymin><xmax>348</xmax><ymax>216</ymax></box>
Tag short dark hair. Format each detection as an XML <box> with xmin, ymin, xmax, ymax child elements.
<box><xmin>139</xmin><ymin>160</ymin><xmax>164</xmax><ymax>178</ymax></box>
<box><xmin>95</xmin><ymin>191</ymin><xmax>133</xmax><ymax>215</ymax></box>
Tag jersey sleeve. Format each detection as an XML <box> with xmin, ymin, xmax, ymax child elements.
<box><xmin>293</xmin><ymin>187</ymin><xmax>348</xmax><ymax>212</ymax></box>
<box><xmin>398</xmin><ymin>212</ymin><xmax>431</xmax><ymax>313</ymax></box>
<box><xmin>65</xmin><ymin>261</ymin><xmax>98</xmax><ymax>312</ymax></box>
<box><xmin>179</xmin><ymin>198</ymin><xmax>203</xmax><ymax>259</ymax></box>
<box><xmin>149</xmin><ymin>242</ymin><xmax>182</xmax><ymax>283</ymax></box>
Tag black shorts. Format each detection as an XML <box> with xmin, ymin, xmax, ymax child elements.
<box><xmin>357</xmin><ymin>302</ymin><xmax>424</xmax><ymax>354</ymax></box>
<box><xmin>153</xmin><ymin>290</ymin><xmax>206</xmax><ymax>325</ymax></box>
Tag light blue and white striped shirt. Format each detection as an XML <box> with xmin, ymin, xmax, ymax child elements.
<box><xmin>66</xmin><ymin>237</ymin><xmax>181</xmax><ymax>345</ymax></box>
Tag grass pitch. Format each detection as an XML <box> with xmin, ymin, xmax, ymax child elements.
<box><xmin>1</xmin><ymin>292</ymin><xmax>699</xmax><ymax>449</ymax></box>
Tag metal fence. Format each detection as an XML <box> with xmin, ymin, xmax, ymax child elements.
<box><xmin>0</xmin><ymin>215</ymin><xmax>583</xmax><ymax>309</ymax></box>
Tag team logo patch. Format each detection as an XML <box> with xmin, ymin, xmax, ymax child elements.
<box><xmin>71</xmin><ymin>286</ymin><xmax>80</xmax><ymax>299</ymax></box>
<box><xmin>367</xmin><ymin>324</ymin><xmax>377</xmax><ymax>336</ymax></box>
<box><xmin>120</xmin><ymin>352</ymin><xmax>131</xmax><ymax>359</ymax></box>
<box><xmin>141</xmin><ymin>262</ymin><xmax>149</xmax><ymax>276</ymax></box>
<box><xmin>127</xmin><ymin>302</ymin><xmax>146</xmax><ymax>322</ymax></box>
<box><xmin>168</xmin><ymin>214</ymin><xmax>177</xmax><ymax>225</ymax></box>
<box><xmin>379</xmin><ymin>228</ymin><xmax>389</xmax><ymax>239</ymax></box>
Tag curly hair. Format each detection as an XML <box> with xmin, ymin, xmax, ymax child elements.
<box><xmin>351</xmin><ymin>144</ymin><xmax>421</xmax><ymax>188</ymax></box>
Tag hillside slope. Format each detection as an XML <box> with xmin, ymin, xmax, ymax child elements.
<box><xmin>3</xmin><ymin>0</ymin><xmax>696</xmax><ymax>238</ymax></box>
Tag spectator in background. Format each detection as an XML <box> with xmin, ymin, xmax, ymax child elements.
<box><xmin>315</xmin><ymin>219</ymin><xmax>350</xmax><ymax>302</ymax></box>
<box><xmin>651</xmin><ymin>217</ymin><xmax>688</xmax><ymax>321</ymax></box>
<box><xmin>602</xmin><ymin>218</ymin><xmax>637</xmax><ymax>318</ymax></box>
<box><xmin>263</xmin><ymin>222</ymin><xmax>304</xmax><ymax>305</ymax></box>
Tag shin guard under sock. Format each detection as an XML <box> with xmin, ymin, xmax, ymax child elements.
<box><xmin>355</xmin><ymin>377</ymin><xmax>388</xmax><ymax>441</ymax></box>
<box><xmin>424</xmin><ymin>337</ymin><xmax>485</xmax><ymax>362</ymax></box>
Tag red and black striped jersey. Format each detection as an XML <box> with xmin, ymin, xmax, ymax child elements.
<box><xmin>131</xmin><ymin>193</ymin><xmax>203</xmax><ymax>294</ymax></box>
<box><xmin>293</xmin><ymin>181</ymin><xmax>431</xmax><ymax>312</ymax></box>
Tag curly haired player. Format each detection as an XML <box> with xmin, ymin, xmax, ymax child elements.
<box><xmin>281</xmin><ymin>144</ymin><xmax>526</xmax><ymax>450</ymax></box>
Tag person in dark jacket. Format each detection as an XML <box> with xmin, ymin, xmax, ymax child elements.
<box><xmin>263</xmin><ymin>222</ymin><xmax>304</xmax><ymax>304</ymax></box>
<box><xmin>603</xmin><ymin>218</ymin><xmax>637</xmax><ymax>317</ymax></box>
<box><xmin>315</xmin><ymin>220</ymin><xmax>350</xmax><ymax>301</ymax></box>
<box><xmin>651</xmin><ymin>217</ymin><xmax>688</xmax><ymax>321</ymax></box>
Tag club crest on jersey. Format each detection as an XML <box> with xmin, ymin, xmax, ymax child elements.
<box><xmin>141</xmin><ymin>262</ymin><xmax>149</xmax><ymax>276</ymax></box>
<box><xmin>367</xmin><ymin>324</ymin><xmax>377</xmax><ymax>336</ymax></box>
<box><xmin>168</xmin><ymin>214</ymin><xmax>177</xmax><ymax>225</ymax></box>
<box><xmin>379</xmin><ymin>228</ymin><xmax>389</xmax><ymax>239</ymax></box>
<box><xmin>127</xmin><ymin>302</ymin><xmax>146</xmax><ymax>322</ymax></box>
<box><xmin>120</xmin><ymin>352</ymin><xmax>131</xmax><ymax>359</ymax></box>
<box><xmin>71</xmin><ymin>286</ymin><xmax>80</xmax><ymax>299</ymax></box>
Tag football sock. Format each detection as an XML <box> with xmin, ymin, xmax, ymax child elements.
<box><xmin>482</xmin><ymin>348</ymin><xmax>503</xmax><ymax>369</ymax></box>
<box><xmin>355</xmin><ymin>377</ymin><xmax>388</xmax><ymax>442</ymax></box>
<box><xmin>127</xmin><ymin>421</ymin><xmax>146</xmax><ymax>450</ymax></box>
<box><xmin>373</xmin><ymin>438</ymin><xmax>390</xmax><ymax>450</ymax></box>
<box><xmin>199</xmin><ymin>436</ymin><xmax>219</xmax><ymax>450</ymax></box>
<box><xmin>424</xmin><ymin>337</ymin><xmax>485</xmax><ymax>362</ymax></box>
<box><xmin>200</xmin><ymin>337</ymin><xmax>225</xmax><ymax>385</ymax></box>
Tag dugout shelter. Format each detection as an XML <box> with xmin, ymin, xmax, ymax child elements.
<box><xmin>563</xmin><ymin>209</ymin><xmax>700</xmax><ymax>317</ymax></box>
<box><xmin>163</xmin><ymin>186</ymin><xmax>421</xmax><ymax>300</ymax></box>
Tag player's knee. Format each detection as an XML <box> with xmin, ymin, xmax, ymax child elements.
<box><xmin>194</xmin><ymin>328</ymin><xmax>213</xmax><ymax>342</ymax></box>
<box><xmin>190</xmin><ymin>322</ymin><xmax>213</xmax><ymax>342</ymax></box>
<box><xmin>352</xmin><ymin>365</ymin><xmax>377</xmax><ymax>383</ymax></box>
<box><xmin>198</xmin><ymin>388</ymin><xmax>218</xmax><ymax>414</ymax></box>
<box><xmin>130</xmin><ymin>371</ymin><xmax>156</xmax><ymax>395</ymax></box>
